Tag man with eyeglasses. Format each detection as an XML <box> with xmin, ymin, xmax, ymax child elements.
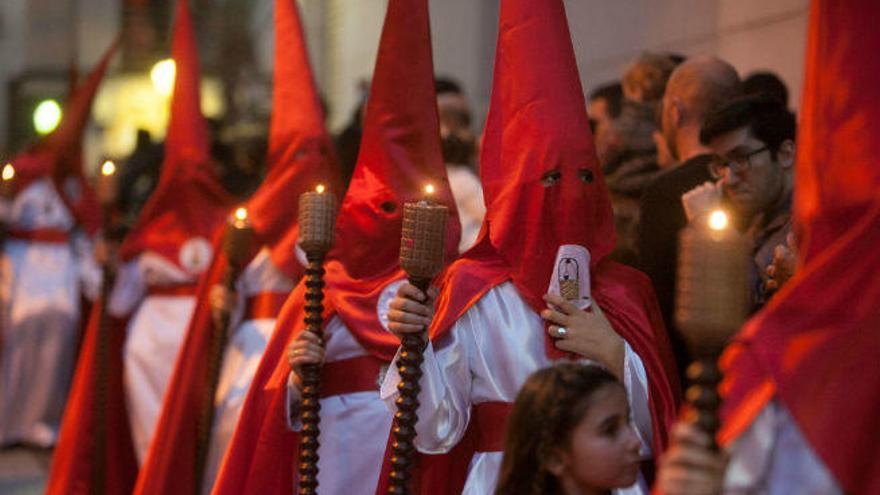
<box><xmin>637</xmin><ymin>56</ymin><xmax>741</xmax><ymax>377</ymax></box>
<box><xmin>681</xmin><ymin>94</ymin><xmax>797</xmax><ymax>312</ymax></box>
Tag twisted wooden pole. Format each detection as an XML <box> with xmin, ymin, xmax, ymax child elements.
<box><xmin>387</xmin><ymin>276</ymin><xmax>429</xmax><ymax>494</ymax></box>
<box><xmin>296</xmin><ymin>186</ymin><xmax>336</xmax><ymax>495</ymax></box>
<box><xmin>195</xmin><ymin>208</ymin><xmax>254</xmax><ymax>494</ymax></box>
<box><xmin>388</xmin><ymin>194</ymin><xmax>448</xmax><ymax>494</ymax></box>
<box><xmin>297</xmin><ymin>252</ymin><xmax>327</xmax><ymax>494</ymax></box>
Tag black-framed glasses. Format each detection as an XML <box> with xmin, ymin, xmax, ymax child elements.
<box><xmin>709</xmin><ymin>146</ymin><xmax>769</xmax><ymax>179</ymax></box>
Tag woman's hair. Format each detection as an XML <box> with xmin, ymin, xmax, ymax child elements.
<box><xmin>494</xmin><ymin>364</ymin><xmax>621</xmax><ymax>495</ymax></box>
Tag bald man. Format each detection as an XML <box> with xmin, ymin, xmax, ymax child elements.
<box><xmin>636</xmin><ymin>57</ymin><xmax>741</xmax><ymax>375</ymax></box>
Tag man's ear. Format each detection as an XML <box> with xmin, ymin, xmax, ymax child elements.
<box><xmin>778</xmin><ymin>139</ymin><xmax>796</xmax><ymax>169</ymax></box>
<box><xmin>670</xmin><ymin>97</ymin><xmax>684</xmax><ymax>129</ymax></box>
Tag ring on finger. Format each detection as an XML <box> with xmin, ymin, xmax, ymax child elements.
<box><xmin>556</xmin><ymin>326</ymin><xmax>568</xmax><ymax>338</ymax></box>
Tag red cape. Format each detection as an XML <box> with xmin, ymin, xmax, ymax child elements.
<box><xmin>46</xmin><ymin>303</ymin><xmax>137</xmax><ymax>495</ymax></box>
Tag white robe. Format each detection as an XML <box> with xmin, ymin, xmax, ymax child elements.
<box><xmin>111</xmin><ymin>252</ymin><xmax>200</xmax><ymax>463</ymax></box>
<box><xmin>201</xmin><ymin>249</ymin><xmax>294</xmax><ymax>494</ymax></box>
<box><xmin>0</xmin><ymin>178</ymin><xmax>95</xmax><ymax>447</ymax></box>
<box><xmin>284</xmin><ymin>299</ymin><xmax>397</xmax><ymax>495</ymax></box>
<box><xmin>380</xmin><ymin>282</ymin><xmax>654</xmax><ymax>495</ymax></box>
<box><xmin>723</xmin><ymin>399</ymin><xmax>842</xmax><ymax>494</ymax></box>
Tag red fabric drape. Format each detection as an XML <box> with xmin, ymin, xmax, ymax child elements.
<box><xmin>45</xmin><ymin>306</ymin><xmax>137</xmax><ymax>495</ymax></box>
<box><xmin>720</xmin><ymin>1</ymin><xmax>880</xmax><ymax>493</ymax></box>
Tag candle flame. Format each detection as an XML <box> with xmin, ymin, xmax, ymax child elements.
<box><xmin>708</xmin><ymin>209</ymin><xmax>729</xmax><ymax>231</ymax></box>
<box><xmin>234</xmin><ymin>207</ymin><xmax>248</xmax><ymax>221</ymax></box>
<box><xmin>101</xmin><ymin>160</ymin><xmax>116</xmax><ymax>177</ymax></box>
<box><xmin>2</xmin><ymin>164</ymin><xmax>14</xmax><ymax>181</ymax></box>
<box><xmin>316</xmin><ymin>184</ymin><xmax>326</xmax><ymax>194</ymax></box>
<box><xmin>424</xmin><ymin>184</ymin><xmax>435</xmax><ymax>195</ymax></box>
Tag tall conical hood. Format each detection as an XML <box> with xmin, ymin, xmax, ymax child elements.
<box><xmin>478</xmin><ymin>0</ymin><xmax>615</xmax><ymax>313</ymax></box>
<box><xmin>332</xmin><ymin>0</ymin><xmax>460</xmax><ymax>279</ymax></box>
<box><xmin>45</xmin><ymin>37</ymin><xmax>119</xmax><ymax>179</ymax></box>
<box><xmin>7</xmin><ymin>38</ymin><xmax>118</xmax><ymax>234</ymax></box>
<box><xmin>245</xmin><ymin>0</ymin><xmax>342</xmax><ymax>278</ymax></box>
<box><xmin>119</xmin><ymin>0</ymin><xmax>232</xmax><ymax>272</ymax></box>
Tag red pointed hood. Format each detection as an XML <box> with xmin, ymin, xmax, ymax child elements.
<box><xmin>45</xmin><ymin>38</ymin><xmax>119</xmax><ymax>180</ymax></box>
<box><xmin>321</xmin><ymin>0</ymin><xmax>460</xmax><ymax>356</ymax></box>
<box><xmin>331</xmin><ymin>0</ymin><xmax>460</xmax><ymax>281</ymax></box>
<box><xmin>119</xmin><ymin>0</ymin><xmax>233</xmax><ymax>274</ymax></box>
<box><xmin>720</xmin><ymin>1</ymin><xmax>880</xmax><ymax>493</ymax></box>
<box><xmin>478</xmin><ymin>0</ymin><xmax>615</xmax><ymax>315</ymax></box>
<box><xmin>415</xmin><ymin>4</ymin><xmax>679</xmax><ymax>488</ymax></box>
<box><xmin>244</xmin><ymin>0</ymin><xmax>341</xmax><ymax>279</ymax></box>
<box><xmin>8</xmin><ymin>38</ymin><xmax>119</xmax><ymax>234</ymax></box>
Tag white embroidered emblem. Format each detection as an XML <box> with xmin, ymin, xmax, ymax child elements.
<box><xmin>548</xmin><ymin>245</ymin><xmax>592</xmax><ymax>310</ymax></box>
<box><xmin>179</xmin><ymin>237</ymin><xmax>213</xmax><ymax>275</ymax></box>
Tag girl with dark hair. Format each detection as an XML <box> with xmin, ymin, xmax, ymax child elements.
<box><xmin>495</xmin><ymin>364</ymin><xmax>643</xmax><ymax>495</ymax></box>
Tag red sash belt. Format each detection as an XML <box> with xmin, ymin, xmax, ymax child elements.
<box><xmin>147</xmin><ymin>284</ymin><xmax>198</xmax><ymax>297</ymax></box>
<box><xmin>244</xmin><ymin>292</ymin><xmax>288</xmax><ymax>320</ymax></box>
<box><xmin>7</xmin><ymin>228</ymin><xmax>69</xmax><ymax>243</ymax></box>
<box><xmin>473</xmin><ymin>401</ymin><xmax>514</xmax><ymax>452</ymax></box>
<box><xmin>319</xmin><ymin>355</ymin><xmax>387</xmax><ymax>399</ymax></box>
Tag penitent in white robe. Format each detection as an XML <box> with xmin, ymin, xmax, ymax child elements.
<box><xmin>722</xmin><ymin>399</ymin><xmax>842</xmax><ymax>494</ymax></box>
<box><xmin>381</xmin><ymin>282</ymin><xmax>654</xmax><ymax>495</ymax></box>
<box><xmin>283</xmin><ymin>282</ymin><xmax>400</xmax><ymax>495</ymax></box>
<box><xmin>110</xmin><ymin>252</ymin><xmax>202</xmax><ymax>463</ymax></box>
<box><xmin>0</xmin><ymin>178</ymin><xmax>97</xmax><ymax>447</ymax></box>
<box><xmin>201</xmin><ymin>249</ymin><xmax>295</xmax><ymax>495</ymax></box>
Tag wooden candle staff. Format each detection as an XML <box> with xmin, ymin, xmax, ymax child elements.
<box><xmin>92</xmin><ymin>160</ymin><xmax>122</xmax><ymax>495</ymax></box>
<box><xmin>388</xmin><ymin>184</ymin><xmax>449</xmax><ymax>494</ymax></box>
<box><xmin>194</xmin><ymin>206</ymin><xmax>255</xmax><ymax>493</ymax></box>
<box><xmin>1</xmin><ymin>163</ymin><xmax>15</xmax><ymax>243</ymax></box>
<box><xmin>676</xmin><ymin>209</ymin><xmax>750</xmax><ymax>449</ymax></box>
<box><xmin>296</xmin><ymin>185</ymin><xmax>337</xmax><ymax>495</ymax></box>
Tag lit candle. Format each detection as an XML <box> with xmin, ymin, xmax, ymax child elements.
<box><xmin>223</xmin><ymin>207</ymin><xmax>256</xmax><ymax>268</ymax></box>
<box><xmin>676</xmin><ymin>209</ymin><xmax>750</xmax><ymax>355</ymax></box>
<box><xmin>298</xmin><ymin>185</ymin><xmax>337</xmax><ymax>254</ymax></box>
<box><xmin>97</xmin><ymin>160</ymin><xmax>118</xmax><ymax>206</ymax></box>
<box><xmin>1</xmin><ymin>163</ymin><xmax>15</xmax><ymax>199</ymax></box>
<box><xmin>400</xmin><ymin>184</ymin><xmax>449</xmax><ymax>281</ymax></box>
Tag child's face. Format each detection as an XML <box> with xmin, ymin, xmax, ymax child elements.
<box><xmin>552</xmin><ymin>384</ymin><xmax>642</xmax><ymax>492</ymax></box>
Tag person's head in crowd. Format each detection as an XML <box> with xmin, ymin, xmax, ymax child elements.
<box><xmin>436</xmin><ymin>76</ymin><xmax>477</xmax><ymax>166</ymax></box>
<box><xmin>701</xmin><ymin>94</ymin><xmax>796</xmax><ymax>221</ymax></box>
<box><xmin>742</xmin><ymin>71</ymin><xmax>789</xmax><ymax>107</ymax></box>
<box><xmin>588</xmin><ymin>82</ymin><xmax>624</xmax><ymax>164</ymax></box>
<box><xmin>622</xmin><ymin>52</ymin><xmax>678</xmax><ymax>103</ymax></box>
<box><xmin>495</xmin><ymin>364</ymin><xmax>641</xmax><ymax>495</ymax></box>
<box><xmin>660</xmin><ymin>56</ymin><xmax>741</xmax><ymax>162</ymax></box>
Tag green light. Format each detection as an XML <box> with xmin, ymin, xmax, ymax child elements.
<box><xmin>33</xmin><ymin>99</ymin><xmax>62</xmax><ymax>135</ymax></box>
